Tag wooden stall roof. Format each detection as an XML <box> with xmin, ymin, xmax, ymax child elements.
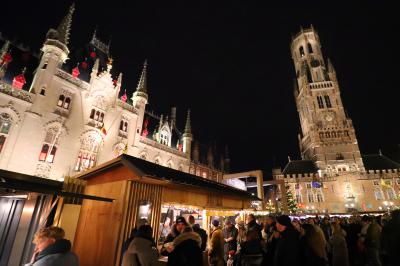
<box><xmin>0</xmin><ymin>169</ymin><xmax>113</xmax><ymax>202</ymax></box>
<box><xmin>75</xmin><ymin>154</ymin><xmax>260</xmax><ymax>201</ymax></box>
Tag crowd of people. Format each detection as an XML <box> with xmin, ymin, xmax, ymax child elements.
<box><xmin>121</xmin><ymin>210</ymin><xmax>400</xmax><ymax>266</ymax></box>
<box><xmin>27</xmin><ymin>209</ymin><xmax>400</xmax><ymax>266</ymax></box>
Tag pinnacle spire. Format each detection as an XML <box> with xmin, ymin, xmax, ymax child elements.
<box><xmin>184</xmin><ymin>109</ymin><xmax>191</xmax><ymax>134</ymax></box>
<box><xmin>56</xmin><ymin>3</ymin><xmax>75</xmax><ymax>45</ymax></box>
<box><xmin>327</xmin><ymin>58</ymin><xmax>336</xmax><ymax>73</ymax></box>
<box><xmin>117</xmin><ymin>72</ymin><xmax>123</xmax><ymax>84</ymax></box>
<box><xmin>92</xmin><ymin>58</ymin><xmax>99</xmax><ymax>73</ymax></box>
<box><xmin>136</xmin><ymin>60</ymin><xmax>148</xmax><ymax>93</ymax></box>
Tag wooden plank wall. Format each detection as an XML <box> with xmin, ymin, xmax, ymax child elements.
<box><xmin>118</xmin><ymin>181</ymin><xmax>163</xmax><ymax>264</ymax></box>
<box><xmin>73</xmin><ymin>180</ymin><xmax>128</xmax><ymax>266</ymax></box>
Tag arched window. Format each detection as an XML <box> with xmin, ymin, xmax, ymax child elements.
<box><xmin>324</xmin><ymin>95</ymin><xmax>332</xmax><ymax>108</ymax></box>
<box><xmin>64</xmin><ymin>97</ymin><xmax>71</xmax><ymax>109</ymax></box>
<box><xmin>124</xmin><ymin>122</ymin><xmax>128</xmax><ymax>132</ymax></box>
<box><xmin>57</xmin><ymin>95</ymin><xmax>65</xmax><ymax>107</ymax></box>
<box><xmin>307</xmin><ymin>43</ymin><xmax>313</xmax><ymax>54</ymax></box>
<box><xmin>40</xmin><ymin>88</ymin><xmax>46</xmax><ymax>95</ymax></box>
<box><xmin>90</xmin><ymin>109</ymin><xmax>95</xmax><ymax>119</ymax></box>
<box><xmin>39</xmin><ymin>127</ymin><xmax>61</xmax><ymax>163</ymax></box>
<box><xmin>0</xmin><ymin>135</ymin><xmax>6</xmax><ymax>153</ymax></box>
<box><xmin>332</xmin><ymin>131</ymin><xmax>337</xmax><ymax>138</ymax></box>
<box><xmin>94</xmin><ymin>111</ymin><xmax>100</xmax><ymax>121</ymax></box>
<box><xmin>319</xmin><ymin>132</ymin><xmax>324</xmax><ymax>139</ymax></box>
<box><xmin>299</xmin><ymin>46</ymin><xmax>305</xmax><ymax>57</ymax></box>
<box><xmin>0</xmin><ymin>113</ymin><xmax>13</xmax><ymax>153</ymax></box>
<box><xmin>317</xmin><ymin>96</ymin><xmax>324</xmax><ymax>109</ymax></box>
<box><xmin>99</xmin><ymin>113</ymin><xmax>104</xmax><ymax>122</ymax></box>
<box><xmin>325</xmin><ymin>132</ymin><xmax>330</xmax><ymax>138</ymax></box>
<box><xmin>39</xmin><ymin>144</ymin><xmax>49</xmax><ymax>161</ymax></box>
<box><xmin>119</xmin><ymin>121</ymin><xmax>124</xmax><ymax>130</ymax></box>
<box><xmin>75</xmin><ymin>133</ymin><xmax>101</xmax><ymax>172</ymax></box>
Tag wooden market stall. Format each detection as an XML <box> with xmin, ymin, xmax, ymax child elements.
<box><xmin>72</xmin><ymin>154</ymin><xmax>258</xmax><ymax>266</ymax></box>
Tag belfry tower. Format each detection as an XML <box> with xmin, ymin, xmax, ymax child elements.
<box><xmin>291</xmin><ymin>26</ymin><xmax>364</xmax><ymax>172</ymax></box>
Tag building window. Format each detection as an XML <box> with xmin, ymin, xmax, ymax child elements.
<box><xmin>307</xmin><ymin>193</ymin><xmax>314</xmax><ymax>203</ymax></box>
<box><xmin>75</xmin><ymin>133</ymin><xmax>100</xmax><ymax>172</ymax></box>
<box><xmin>40</xmin><ymin>88</ymin><xmax>46</xmax><ymax>95</ymax></box>
<box><xmin>299</xmin><ymin>46</ymin><xmax>305</xmax><ymax>57</ymax></box>
<box><xmin>90</xmin><ymin>108</ymin><xmax>104</xmax><ymax>123</ymax></box>
<box><xmin>306</xmin><ymin>183</ymin><xmax>312</xmax><ymax>189</ymax></box>
<box><xmin>120</xmin><ymin>120</ymin><xmax>128</xmax><ymax>133</ymax></box>
<box><xmin>39</xmin><ymin>128</ymin><xmax>60</xmax><ymax>163</ymax></box>
<box><xmin>374</xmin><ymin>189</ymin><xmax>384</xmax><ymax>200</ymax></box>
<box><xmin>202</xmin><ymin>172</ymin><xmax>207</xmax><ymax>178</ymax></box>
<box><xmin>57</xmin><ymin>95</ymin><xmax>71</xmax><ymax>109</ymax></box>
<box><xmin>0</xmin><ymin>135</ymin><xmax>6</xmax><ymax>153</ymax></box>
<box><xmin>396</xmin><ymin>179</ymin><xmax>400</xmax><ymax>185</ymax></box>
<box><xmin>373</xmin><ymin>180</ymin><xmax>379</xmax><ymax>186</ymax></box>
<box><xmin>387</xmin><ymin>188</ymin><xmax>396</xmax><ymax>200</ymax></box>
<box><xmin>294</xmin><ymin>184</ymin><xmax>300</xmax><ymax>189</ymax></box>
<box><xmin>317</xmin><ymin>96</ymin><xmax>324</xmax><ymax>109</ymax></box>
<box><xmin>296</xmin><ymin>193</ymin><xmax>302</xmax><ymax>203</ymax></box>
<box><xmin>325</xmin><ymin>132</ymin><xmax>330</xmax><ymax>138</ymax></box>
<box><xmin>307</xmin><ymin>43</ymin><xmax>313</xmax><ymax>54</ymax></box>
<box><xmin>316</xmin><ymin>193</ymin><xmax>324</xmax><ymax>202</ymax></box>
<box><xmin>324</xmin><ymin>95</ymin><xmax>332</xmax><ymax>108</ymax></box>
<box><xmin>0</xmin><ymin>113</ymin><xmax>13</xmax><ymax>153</ymax></box>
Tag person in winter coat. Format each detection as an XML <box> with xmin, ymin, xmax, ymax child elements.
<box><xmin>246</xmin><ymin>214</ymin><xmax>262</xmax><ymax>240</ymax></box>
<box><xmin>167</xmin><ymin>225</ymin><xmax>203</xmax><ymax>266</ymax></box>
<box><xmin>381</xmin><ymin>210</ymin><xmax>400</xmax><ymax>266</ymax></box>
<box><xmin>25</xmin><ymin>226</ymin><xmax>79</xmax><ymax>266</ymax></box>
<box><xmin>223</xmin><ymin>220</ymin><xmax>238</xmax><ymax>262</ymax></box>
<box><xmin>162</xmin><ymin>216</ymin><xmax>191</xmax><ymax>256</ymax></box>
<box><xmin>121</xmin><ymin>225</ymin><xmax>158</xmax><ymax>266</ymax></box>
<box><xmin>363</xmin><ymin>216</ymin><xmax>382</xmax><ymax>266</ymax></box>
<box><xmin>188</xmin><ymin>215</ymin><xmax>208</xmax><ymax>252</ymax></box>
<box><xmin>234</xmin><ymin>229</ymin><xmax>265</xmax><ymax>266</ymax></box>
<box><xmin>299</xmin><ymin>224</ymin><xmax>328</xmax><ymax>266</ymax></box>
<box><xmin>274</xmin><ymin>215</ymin><xmax>300</xmax><ymax>266</ymax></box>
<box><xmin>330</xmin><ymin>223</ymin><xmax>349</xmax><ymax>266</ymax></box>
<box><xmin>209</xmin><ymin>220</ymin><xmax>225</xmax><ymax>266</ymax></box>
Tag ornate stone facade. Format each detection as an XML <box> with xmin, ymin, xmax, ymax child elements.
<box><xmin>273</xmin><ymin>26</ymin><xmax>400</xmax><ymax>214</ymax></box>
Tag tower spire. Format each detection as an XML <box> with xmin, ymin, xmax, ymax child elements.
<box><xmin>327</xmin><ymin>58</ymin><xmax>336</xmax><ymax>73</ymax></box>
<box><xmin>56</xmin><ymin>3</ymin><xmax>75</xmax><ymax>45</ymax></box>
<box><xmin>136</xmin><ymin>60</ymin><xmax>148</xmax><ymax>93</ymax></box>
<box><xmin>184</xmin><ymin>109</ymin><xmax>191</xmax><ymax>134</ymax></box>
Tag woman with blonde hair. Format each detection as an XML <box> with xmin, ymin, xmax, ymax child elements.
<box><xmin>330</xmin><ymin>223</ymin><xmax>349</xmax><ymax>266</ymax></box>
<box><xmin>299</xmin><ymin>224</ymin><xmax>328</xmax><ymax>266</ymax></box>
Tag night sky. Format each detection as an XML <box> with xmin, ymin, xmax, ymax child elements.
<box><xmin>3</xmin><ymin>1</ymin><xmax>399</xmax><ymax>174</ymax></box>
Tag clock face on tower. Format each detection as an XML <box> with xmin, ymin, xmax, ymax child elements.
<box><xmin>324</xmin><ymin>112</ymin><xmax>335</xmax><ymax>122</ymax></box>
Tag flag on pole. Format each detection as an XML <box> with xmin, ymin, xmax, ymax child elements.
<box><xmin>311</xmin><ymin>181</ymin><xmax>322</xmax><ymax>188</ymax></box>
<box><xmin>380</xmin><ymin>179</ymin><xmax>391</xmax><ymax>188</ymax></box>
<box><xmin>122</xmin><ymin>143</ymin><xmax>128</xmax><ymax>154</ymax></box>
<box><xmin>121</xmin><ymin>90</ymin><xmax>127</xmax><ymax>103</ymax></box>
<box><xmin>100</xmin><ymin>126</ymin><xmax>107</xmax><ymax>136</ymax></box>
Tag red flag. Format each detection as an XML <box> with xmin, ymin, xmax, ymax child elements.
<box><xmin>121</xmin><ymin>90</ymin><xmax>127</xmax><ymax>102</ymax></box>
<box><xmin>12</xmin><ymin>73</ymin><xmax>26</xmax><ymax>89</ymax></box>
<box><xmin>100</xmin><ymin>126</ymin><xmax>107</xmax><ymax>136</ymax></box>
<box><xmin>72</xmin><ymin>66</ymin><xmax>80</xmax><ymax>78</ymax></box>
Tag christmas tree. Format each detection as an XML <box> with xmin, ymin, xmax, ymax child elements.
<box><xmin>285</xmin><ymin>184</ymin><xmax>298</xmax><ymax>214</ymax></box>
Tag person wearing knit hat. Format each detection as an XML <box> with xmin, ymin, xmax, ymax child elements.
<box><xmin>276</xmin><ymin>215</ymin><xmax>292</xmax><ymax>230</ymax></box>
<box><xmin>209</xmin><ymin>219</ymin><xmax>224</xmax><ymax>266</ymax></box>
<box><xmin>274</xmin><ymin>215</ymin><xmax>300</xmax><ymax>266</ymax></box>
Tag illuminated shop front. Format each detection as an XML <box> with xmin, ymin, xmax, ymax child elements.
<box><xmin>71</xmin><ymin>154</ymin><xmax>257</xmax><ymax>266</ymax></box>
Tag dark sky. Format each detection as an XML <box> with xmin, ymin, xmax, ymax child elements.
<box><xmin>3</xmin><ymin>1</ymin><xmax>399</xmax><ymax>174</ymax></box>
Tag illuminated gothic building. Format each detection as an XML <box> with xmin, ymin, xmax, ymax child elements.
<box><xmin>273</xmin><ymin>26</ymin><xmax>400</xmax><ymax>214</ymax></box>
<box><xmin>0</xmin><ymin>4</ymin><xmax>227</xmax><ymax>181</ymax></box>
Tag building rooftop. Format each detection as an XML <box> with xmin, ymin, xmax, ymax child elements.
<box><xmin>282</xmin><ymin>160</ymin><xmax>318</xmax><ymax>175</ymax></box>
<box><xmin>362</xmin><ymin>154</ymin><xmax>400</xmax><ymax>171</ymax></box>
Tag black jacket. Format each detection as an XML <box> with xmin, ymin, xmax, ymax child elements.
<box><xmin>193</xmin><ymin>224</ymin><xmax>208</xmax><ymax>251</ymax></box>
<box><xmin>247</xmin><ymin>220</ymin><xmax>262</xmax><ymax>240</ymax></box>
<box><xmin>274</xmin><ymin>226</ymin><xmax>300</xmax><ymax>266</ymax></box>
